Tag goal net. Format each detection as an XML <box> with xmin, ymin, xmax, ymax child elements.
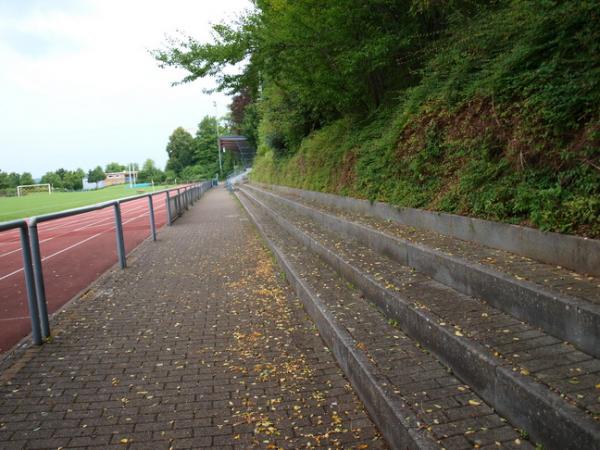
<box><xmin>17</xmin><ymin>183</ymin><xmax>52</xmax><ymax>197</ymax></box>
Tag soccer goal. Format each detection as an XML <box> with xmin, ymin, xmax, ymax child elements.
<box><xmin>16</xmin><ymin>183</ymin><xmax>52</xmax><ymax>197</ymax></box>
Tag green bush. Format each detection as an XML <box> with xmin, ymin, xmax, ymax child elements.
<box><xmin>252</xmin><ymin>0</ymin><xmax>600</xmax><ymax>237</ymax></box>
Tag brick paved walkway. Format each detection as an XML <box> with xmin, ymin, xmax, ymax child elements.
<box><xmin>0</xmin><ymin>187</ymin><xmax>384</xmax><ymax>450</ymax></box>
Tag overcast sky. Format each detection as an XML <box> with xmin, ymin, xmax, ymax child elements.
<box><xmin>0</xmin><ymin>0</ymin><xmax>251</xmax><ymax>177</ymax></box>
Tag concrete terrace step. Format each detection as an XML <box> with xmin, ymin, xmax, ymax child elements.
<box><xmin>245</xmin><ymin>183</ymin><xmax>600</xmax><ymax>359</ymax></box>
<box><xmin>0</xmin><ymin>188</ymin><xmax>387</xmax><ymax>450</ymax></box>
<box><xmin>254</xmin><ymin>183</ymin><xmax>600</xmax><ymax>278</ymax></box>
<box><xmin>238</xmin><ymin>185</ymin><xmax>600</xmax><ymax>450</ymax></box>
<box><xmin>236</xmin><ymin>190</ymin><xmax>533</xmax><ymax>450</ymax></box>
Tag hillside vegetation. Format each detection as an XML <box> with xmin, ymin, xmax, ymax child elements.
<box><xmin>155</xmin><ymin>0</ymin><xmax>600</xmax><ymax>237</ymax></box>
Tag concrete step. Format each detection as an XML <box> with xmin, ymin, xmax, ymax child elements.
<box><xmin>253</xmin><ymin>182</ymin><xmax>600</xmax><ymax>278</ymax></box>
<box><xmin>245</xmin><ymin>183</ymin><xmax>600</xmax><ymax>359</ymax></box>
<box><xmin>236</xmin><ymin>189</ymin><xmax>533</xmax><ymax>450</ymax></box>
<box><xmin>238</xmin><ymin>185</ymin><xmax>600</xmax><ymax>450</ymax></box>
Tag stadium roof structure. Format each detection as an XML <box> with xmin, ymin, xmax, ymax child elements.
<box><xmin>218</xmin><ymin>135</ymin><xmax>256</xmax><ymax>168</ymax></box>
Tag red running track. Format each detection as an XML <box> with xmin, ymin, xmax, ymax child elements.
<box><xmin>0</xmin><ymin>191</ymin><xmax>174</xmax><ymax>353</ymax></box>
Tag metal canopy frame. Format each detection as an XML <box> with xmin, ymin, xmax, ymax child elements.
<box><xmin>217</xmin><ymin>135</ymin><xmax>256</xmax><ymax>168</ymax></box>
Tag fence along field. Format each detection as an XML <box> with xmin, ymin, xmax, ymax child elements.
<box><xmin>0</xmin><ymin>182</ymin><xmax>211</xmax><ymax>354</ymax></box>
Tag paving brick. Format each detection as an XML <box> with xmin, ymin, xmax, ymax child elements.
<box><xmin>0</xmin><ymin>188</ymin><xmax>384</xmax><ymax>449</ymax></box>
<box><xmin>260</xmin><ymin>185</ymin><xmax>600</xmax><ymax>414</ymax></box>
<box><xmin>239</xmin><ymin>187</ymin><xmax>540</xmax><ymax>450</ymax></box>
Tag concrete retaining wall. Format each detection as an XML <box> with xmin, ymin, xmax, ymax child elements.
<box><xmin>255</xmin><ymin>183</ymin><xmax>600</xmax><ymax>277</ymax></box>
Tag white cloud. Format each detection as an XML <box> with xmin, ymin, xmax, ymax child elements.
<box><xmin>0</xmin><ymin>0</ymin><xmax>251</xmax><ymax>176</ymax></box>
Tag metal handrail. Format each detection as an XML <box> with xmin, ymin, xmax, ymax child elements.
<box><xmin>25</xmin><ymin>184</ymin><xmax>188</xmax><ymax>225</ymax></box>
<box><xmin>0</xmin><ymin>181</ymin><xmax>212</xmax><ymax>347</ymax></box>
<box><xmin>0</xmin><ymin>220</ymin><xmax>42</xmax><ymax>345</ymax></box>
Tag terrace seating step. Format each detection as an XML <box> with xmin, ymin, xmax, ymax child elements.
<box><xmin>236</xmin><ymin>190</ymin><xmax>533</xmax><ymax>450</ymax></box>
<box><xmin>238</xmin><ymin>185</ymin><xmax>600</xmax><ymax>450</ymax></box>
<box><xmin>245</xmin><ymin>183</ymin><xmax>600</xmax><ymax>359</ymax></box>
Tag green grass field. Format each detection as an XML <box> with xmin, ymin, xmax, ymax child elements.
<box><xmin>0</xmin><ymin>184</ymin><xmax>175</xmax><ymax>222</ymax></box>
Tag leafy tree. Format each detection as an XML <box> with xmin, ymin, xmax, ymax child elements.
<box><xmin>193</xmin><ymin>116</ymin><xmax>221</xmax><ymax>178</ymax></box>
<box><xmin>229</xmin><ymin>91</ymin><xmax>259</xmax><ymax>149</ymax></box>
<box><xmin>105</xmin><ymin>162</ymin><xmax>126</xmax><ymax>172</ymax></box>
<box><xmin>153</xmin><ymin>0</ymin><xmax>456</xmax><ymax>154</ymax></box>
<box><xmin>37</xmin><ymin>169</ymin><xmax>85</xmax><ymax>191</ymax></box>
<box><xmin>164</xmin><ymin>169</ymin><xmax>177</xmax><ymax>183</ymax></box>
<box><xmin>0</xmin><ymin>170</ymin><xmax>30</xmax><ymax>190</ymax></box>
<box><xmin>63</xmin><ymin>169</ymin><xmax>85</xmax><ymax>190</ymax></box>
<box><xmin>41</xmin><ymin>172</ymin><xmax>63</xmax><ymax>189</ymax></box>
<box><xmin>87</xmin><ymin>166</ymin><xmax>106</xmax><ymax>187</ymax></box>
<box><xmin>7</xmin><ymin>172</ymin><xmax>21</xmax><ymax>188</ymax></box>
<box><xmin>0</xmin><ymin>171</ymin><xmax>9</xmax><ymax>189</ymax></box>
<box><xmin>165</xmin><ymin>127</ymin><xmax>196</xmax><ymax>175</ymax></box>
<box><xmin>180</xmin><ymin>165</ymin><xmax>205</xmax><ymax>182</ymax></box>
<box><xmin>138</xmin><ymin>159</ymin><xmax>165</xmax><ymax>183</ymax></box>
<box><xmin>19</xmin><ymin>172</ymin><xmax>34</xmax><ymax>186</ymax></box>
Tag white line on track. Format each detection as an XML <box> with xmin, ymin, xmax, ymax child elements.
<box><xmin>39</xmin><ymin>200</ymin><xmax>149</xmax><ymax>232</ymax></box>
<box><xmin>73</xmin><ymin>204</ymin><xmax>149</xmax><ymax>231</ymax></box>
<box><xmin>0</xmin><ymin>206</ymin><xmax>166</xmax><ymax>281</ymax></box>
<box><xmin>0</xmin><ymin>237</ymin><xmax>54</xmax><ymax>259</ymax></box>
<box><xmin>0</xmin><ymin>202</ymin><xmax>154</xmax><ymax>258</ymax></box>
<box><xmin>0</xmin><ymin>194</ymin><xmax>167</xmax><ymax>240</ymax></box>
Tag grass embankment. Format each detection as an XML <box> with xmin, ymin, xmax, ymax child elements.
<box><xmin>0</xmin><ymin>184</ymin><xmax>175</xmax><ymax>222</ymax></box>
<box><xmin>252</xmin><ymin>1</ymin><xmax>600</xmax><ymax>238</ymax></box>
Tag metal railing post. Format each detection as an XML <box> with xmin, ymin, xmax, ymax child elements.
<box><xmin>147</xmin><ymin>195</ymin><xmax>157</xmax><ymax>241</ymax></box>
<box><xmin>19</xmin><ymin>226</ymin><xmax>42</xmax><ymax>345</ymax></box>
<box><xmin>28</xmin><ymin>222</ymin><xmax>50</xmax><ymax>339</ymax></box>
<box><xmin>113</xmin><ymin>202</ymin><xmax>127</xmax><ymax>269</ymax></box>
<box><xmin>166</xmin><ymin>191</ymin><xmax>172</xmax><ymax>225</ymax></box>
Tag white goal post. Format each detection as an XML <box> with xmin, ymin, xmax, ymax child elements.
<box><xmin>17</xmin><ymin>183</ymin><xmax>52</xmax><ymax>197</ymax></box>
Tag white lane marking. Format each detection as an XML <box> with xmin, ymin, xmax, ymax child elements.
<box><xmin>40</xmin><ymin>210</ymin><xmax>113</xmax><ymax>232</ymax></box>
<box><xmin>0</xmin><ymin>267</ymin><xmax>25</xmax><ymax>281</ymax></box>
<box><xmin>0</xmin><ymin>237</ymin><xmax>54</xmax><ymax>259</ymax></box>
<box><xmin>73</xmin><ymin>203</ymin><xmax>148</xmax><ymax>231</ymax></box>
<box><xmin>0</xmin><ymin>205</ymin><xmax>166</xmax><ymax>280</ymax></box>
<box><xmin>0</xmin><ymin>194</ymin><xmax>165</xmax><ymax>240</ymax></box>
<box><xmin>0</xmin><ymin>233</ymin><xmax>102</xmax><ymax>281</ymax></box>
<box><xmin>40</xmin><ymin>198</ymin><xmax>148</xmax><ymax>232</ymax></box>
<box><xmin>0</xmin><ymin>202</ymin><xmax>148</xmax><ymax>258</ymax></box>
